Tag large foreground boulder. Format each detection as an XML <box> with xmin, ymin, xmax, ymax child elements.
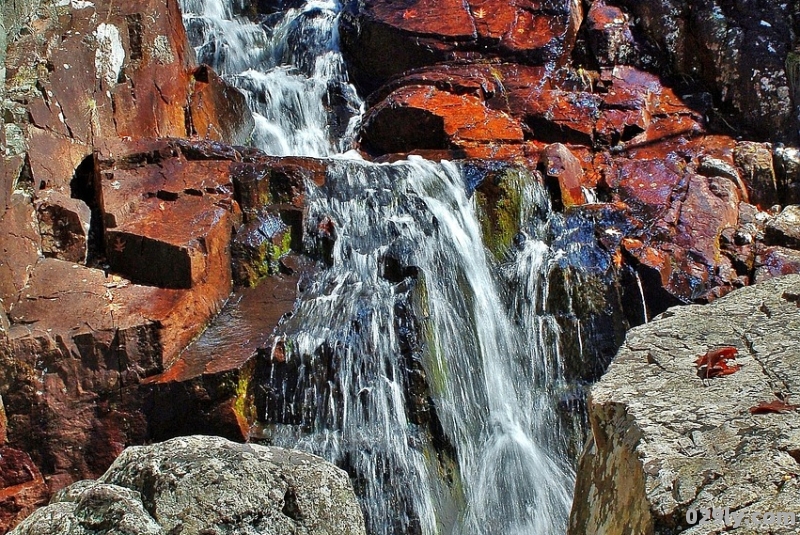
<box><xmin>569</xmin><ymin>275</ymin><xmax>800</xmax><ymax>534</ymax></box>
<box><xmin>9</xmin><ymin>435</ymin><xmax>367</xmax><ymax>535</ymax></box>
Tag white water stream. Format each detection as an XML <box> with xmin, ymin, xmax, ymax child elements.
<box><xmin>177</xmin><ymin>1</ymin><xmax>576</xmax><ymax>533</ymax></box>
<box><xmin>180</xmin><ymin>0</ymin><xmax>362</xmax><ymax>156</ymax></box>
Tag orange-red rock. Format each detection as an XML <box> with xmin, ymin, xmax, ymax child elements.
<box><xmin>341</xmin><ymin>0</ymin><xmax>583</xmax><ymax>93</ymax></box>
<box><xmin>143</xmin><ymin>270</ymin><xmax>303</xmax><ymax>441</ymax></box>
<box><xmin>0</xmin><ymin>194</ymin><xmax>41</xmax><ymax>307</ymax></box>
<box><xmin>0</xmin><ymin>398</ymin><xmax>6</xmax><ymax>447</ymax></box>
<box><xmin>360</xmin><ymin>85</ymin><xmax>524</xmax><ymax>155</ymax></box>
<box><xmin>0</xmin><ymin>448</ymin><xmax>49</xmax><ymax>533</ymax></box>
<box><xmin>0</xmin><ymin>134</ymin><xmax>340</xmax><ymax>535</ymax></box>
<box><xmin>586</xmin><ymin>0</ymin><xmax>635</xmax><ymax>66</ymax></box>
<box><xmin>543</xmin><ymin>143</ymin><xmax>586</xmax><ymax>207</ymax></box>
<box><xmin>26</xmin><ymin>129</ymin><xmax>90</xmax><ymax>194</ymax></box>
<box><xmin>35</xmin><ymin>191</ymin><xmax>91</xmax><ymax>264</ymax></box>
<box><xmin>358</xmin><ymin>63</ymin><xmax>704</xmax><ymax>159</ymax></box>
<box><xmin>14</xmin><ymin>0</ymin><xmax>254</xmax><ymax>183</ymax></box>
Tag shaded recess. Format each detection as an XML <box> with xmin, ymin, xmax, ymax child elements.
<box><xmin>359</xmin><ymin>108</ymin><xmax>450</xmax><ymax>156</ymax></box>
<box><xmin>69</xmin><ymin>154</ymin><xmax>104</xmax><ymax>263</ymax></box>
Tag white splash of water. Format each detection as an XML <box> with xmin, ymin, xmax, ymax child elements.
<box><xmin>268</xmin><ymin>158</ymin><xmax>574</xmax><ymax>534</ymax></box>
<box><xmin>179</xmin><ymin>0</ymin><xmax>362</xmax><ymax>156</ymax></box>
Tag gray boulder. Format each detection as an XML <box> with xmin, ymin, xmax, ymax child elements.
<box><xmin>765</xmin><ymin>205</ymin><xmax>800</xmax><ymax>249</ymax></box>
<box><xmin>10</xmin><ymin>436</ymin><xmax>366</xmax><ymax>535</ymax></box>
<box><xmin>569</xmin><ymin>275</ymin><xmax>800</xmax><ymax>535</ymax></box>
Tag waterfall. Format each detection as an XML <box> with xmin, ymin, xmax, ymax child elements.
<box><xmin>176</xmin><ymin>1</ymin><xmax>577</xmax><ymax>533</ymax></box>
<box><xmin>179</xmin><ymin>0</ymin><xmax>362</xmax><ymax>156</ymax></box>
<box><xmin>263</xmin><ymin>158</ymin><xmax>575</xmax><ymax>534</ymax></box>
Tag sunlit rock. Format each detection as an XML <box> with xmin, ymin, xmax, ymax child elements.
<box><xmin>9</xmin><ymin>436</ymin><xmax>367</xmax><ymax>535</ymax></box>
<box><xmin>569</xmin><ymin>275</ymin><xmax>800</xmax><ymax>534</ymax></box>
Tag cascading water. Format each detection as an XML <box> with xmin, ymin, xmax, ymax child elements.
<box><xmin>176</xmin><ymin>1</ymin><xmax>580</xmax><ymax>533</ymax></box>
<box><xmin>264</xmin><ymin>159</ymin><xmax>576</xmax><ymax>535</ymax></box>
<box><xmin>179</xmin><ymin>0</ymin><xmax>362</xmax><ymax>156</ymax></box>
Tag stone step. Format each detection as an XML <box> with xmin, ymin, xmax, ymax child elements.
<box><xmin>142</xmin><ymin>269</ymin><xmax>304</xmax><ymax>441</ymax></box>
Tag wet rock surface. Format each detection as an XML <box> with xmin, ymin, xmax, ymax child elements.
<box><xmin>341</xmin><ymin>0</ymin><xmax>583</xmax><ymax>95</ymax></box>
<box><xmin>2</xmin><ymin>0</ymin><xmax>800</xmax><ymax>531</ymax></box>
<box><xmin>569</xmin><ymin>275</ymin><xmax>800</xmax><ymax>535</ymax></box>
<box><xmin>8</xmin><ymin>435</ymin><xmax>367</xmax><ymax>535</ymax></box>
<box><xmin>0</xmin><ymin>136</ymin><xmax>323</xmax><ymax>529</ymax></box>
<box><xmin>347</xmin><ymin>0</ymin><xmax>800</xmax><ymax>307</ymax></box>
<box><xmin>143</xmin><ymin>270</ymin><xmax>304</xmax><ymax>442</ymax></box>
<box><xmin>610</xmin><ymin>0</ymin><xmax>800</xmax><ymax>143</ymax></box>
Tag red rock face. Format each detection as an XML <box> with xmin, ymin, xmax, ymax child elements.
<box><xmin>9</xmin><ymin>0</ymin><xmax>254</xmax><ymax>203</ymax></box>
<box><xmin>345</xmin><ymin>0</ymin><xmax>791</xmax><ymax>306</ymax></box>
<box><xmin>0</xmin><ymin>195</ymin><xmax>41</xmax><ymax>304</ymax></box>
<box><xmin>612</xmin><ymin>0</ymin><xmax>799</xmax><ymax>143</ymax></box>
<box><xmin>543</xmin><ymin>143</ymin><xmax>586</xmax><ymax>208</ymax></box>
<box><xmin>0</xmin><ymin>0</ymin><xmax>311</xmax><ymax>517</ymax></box>
<box><xmin>35</xmin><ymin>191</ymin><xmax>92</xmax><ymax>264</ymax></box>
<box><xmin>341</xmin><ymin>0</ymin><xmax>583</xmax><ymax>94</ymax></box>
<box><xmin>0</xmin><ymin>447</ymin><xmax>49</xmax><ymax>531</ymax></box>
<box><xmin>0</xmin><ymin>139</ymin><xmax>323</xmax><ymax>532</ymax></box>
<box><xmin>586</xmin><ymin>1</ymin><xmax>635</xmax><ymax>66</ymax></box>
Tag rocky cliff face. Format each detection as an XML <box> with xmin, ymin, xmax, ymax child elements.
<box><xmin>1</xmin><ymin>0</ymin><xmax>800</xmax><ymax>532</ymax></box>
<box><xmin>0</xmin><ymin>1</ymin><xmax>308</xmax><ymax>527</ymax></box>
<box><xmin>569</xmin><ymin>274</ymin><xmax>800</xmax><ymax>534</ymax></box>
<box><xmin>342</xmin><ymin>0</ymin><xmax>800</xmax><ymax>309</ymax></box>
<box><xmin>9</xmin><ymin>435</ymin><xmax>367</xmax><ymax>535</ymax></box>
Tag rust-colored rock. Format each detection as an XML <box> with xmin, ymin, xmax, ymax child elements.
<box><xmin>466</xmin><ymin>0</ymin><xmax>582</xmax><ymax>60</ymax></box>
<box><xmin>612</xmin><ymin>0</ymin><xmax>798</xmax><ymax>142</ymax></box>
<box><xmin>35</xmin><ymin>191</ymin><xmax>91</xmax><ymax>264</ymax></box>
<box><xmin>0</xmin><ymin>448</ymin><xmax>49</xmax><ymax>533</ymax></box>
<box><xmin>543</xmin><ymin>143</ymin><xmax>586</xmax><ymax>208</ymax></box>
<box><xmin>586</xmin><ymin>0</ymin><xmax>635</xmax><ymax>66</ymax></box>
<box><xmin>0</xmin><ymin>194</ymin><xmax>41</xmax><ymax>307</ymax></box>
<box><xmin>521</xmin><ymin>89</ymin><xmax>599</xmax><ymax>144</ymax></box>
<box><xmin>358</xmin><ymin>63</ymin><xmax>704</xmax><ymax>159</ymax></box>
<box><xmin>26</xmin><ymin>129</ymin><xmax>90</xmax><ymax>194</ymax></box>
<box><xmin>0</xmin><ymin>134</ymin><xmax>331</xmax><ymax>533</ymax></box>
<box><xmin>96</xmin><ymin>146</ymin><xmax>238</xmax><ymax>291</ymax></box>
<box><xmin>602</xmin><ymin>136</ymin><xmax>748</xmax><ymax>303</ymax></box>
<box><xmin>10</xmin><ymin>0</ymin><xmax>254</xmax><ymax>192</ymax></box>
<box><xmin>106</xmin><ymin>197</ymin><xmax>233</xmax><ymax>290</ymax></box>
<box><xmin>231</xmin><ymin>156</ymin><xmax>326</xmax><ymax>218</ymax></box>
<box><xmin>366</xmin><ymin>0</ymin><xmax>477</xmax><ymax>39</ymax></box>
<box><xmin>360</xmin><ymin>84</ymin><xmax>524</xmax><ymax>156</ymax></box>
<box><xmin>611</xmin><ymin>157</ymin><xmax>683</xmax><ymax>219</ymax></box>
<box><xmin>341</xmin><ymin>0</ymin><xmax>583</xmax><ymax>93</ymax></box>
<box><xmin>143</xmin><ymin>270</ymin><xmax>303</xmax><ymax>442</ymax></box>
<box><xmin>735</xmin><ymin>141</ymin><xmax>778</xmax><ymax>209</ymax></box>
<box><xmin>677</xmin><ymin>175</ymin><xmax>739</xmax><ymax>259</ymax></box>
<box><xmin>0</xmin><ymin>157</ymin><xmax>25</xmax><ymax>216</ymax></box>
<box><xmin>598</xmin><ymin>66</ymin><xmax>703</xmax><ymax>149</ymax></box>
<box><xmin>187</xmin><ymin>66</ymin><xmax>256</xmax><ymax>146</ymax></box>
